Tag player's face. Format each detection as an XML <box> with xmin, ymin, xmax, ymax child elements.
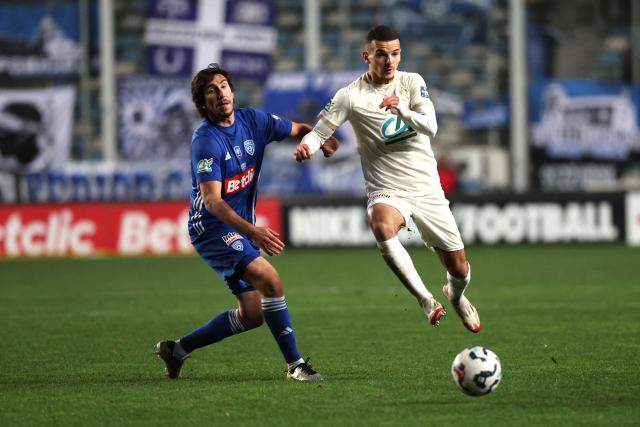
<box><xmin>363</xmin><ymin>39</ymin><xmax>401</xmax><ymax>84</ymax></box>
<box><xmin>204</xmin><ymin>74</ymin><xmax>234</xmax><ymax>121</ymax></box>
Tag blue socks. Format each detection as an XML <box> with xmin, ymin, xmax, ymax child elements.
<box><xmin>176</xmin><ymin>296</ymin><xmax>303</xmax><ymax>368</ymax></box>
<box><xmin>179</xmin><ymin>308</ymin><xmax>245</xmax><ymax>354</ymax></box>
<box><xmin>261</xmin><ymin>296</ymin><xmax>303</xmax><ymax>365</ymax></box>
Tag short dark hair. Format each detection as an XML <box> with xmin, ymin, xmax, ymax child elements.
<box><xmin>191</xmin><ymin>63</ymin><xmax>235</xmax><ymax>118</ymax></box>
<box><xmin>365</xmin><ymin>25</ymin><xmax>400</xmax><ymax>43</ymax></box>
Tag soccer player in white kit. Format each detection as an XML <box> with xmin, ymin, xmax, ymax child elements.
<box><xmin>293</xmin><ymin>25</ymin><xmax>481</xmax><ymax>333</ymax></box>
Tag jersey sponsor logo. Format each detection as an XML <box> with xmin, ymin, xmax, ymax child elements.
<box><xmin>420</xmin><ymin>86</ymin><xmax>429</xmax><ymax>98</ymax></box>
<box><xmin>223</xmin><ymin>166</ymin><xmax>256</xmax><ymax>195</ymax></box>
<box><xmin>380</xmin><ymin>115</ymin><xmax>417</xmax><ymax>145</ymax></box>
<box><xmin>244</xmin><ymin>139</ymin><xmax>255</xmax><ymax>156</ymax></box>
<box><xmin>196</xmin><ymin>158</ymin><xmax>213</xmax><ymax>173</ymax></box>
<box><xmin>234</xmin><ymin>146</ymin><xmax>242</xmax><ymax>158</ymax></box>
<box><xmin>371</xmin><ymin>193</ymin><xmax>391</xmax><ymax>200</ymax></box>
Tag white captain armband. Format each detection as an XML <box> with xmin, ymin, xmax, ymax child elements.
<box><xmin>299</xmin><ymin>119</ymin><xmax>335</xmax><ymax>155</ymax></box>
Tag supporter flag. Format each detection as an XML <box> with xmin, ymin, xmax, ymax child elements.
<box><xmin>118</xmin><ymin>76</ymin><xmax>199</xmax><ymax>161</ymax></box>
<box><xmin>0</xmin><ymin>3</ymin><xmax>80</xmax><ymax>76</ymax></box>
<box><xmin>530</xmin><ymin>80</ymin><xmax>640</xmax><ymax>191</ymax></box>
<box><xmin>0</xmin><ymin>86</ymin><xmax>75</xmax><ymax>171</ymax></box>
<box><xmin>144</xmin><ymin>0</ymin><xmax>276</xmax><ymax>81</ymax></box>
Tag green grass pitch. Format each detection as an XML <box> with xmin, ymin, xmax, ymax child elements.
<box><xmin>1</xmin><ymin>244</ymin><xmax>639</xmax><ymax>426</ymax></box>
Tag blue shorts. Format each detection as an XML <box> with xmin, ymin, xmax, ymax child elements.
<box><xmin>192</xmin><ymin>228</ymin><xmax>261</xmax><ymax>295</ymax></box>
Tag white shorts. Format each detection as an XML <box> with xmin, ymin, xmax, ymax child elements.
<box><xmin>366</xmin><ymin>191</ymin><xmax>464</xmax><ymax>252</ymax></box>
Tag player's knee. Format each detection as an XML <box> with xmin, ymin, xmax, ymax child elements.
<box><xmin>259</xmin><ymin>277</ymin><xmax>283</xmax><ymax>298</ymax></box>
<box><xmin>369</xmin><ymin>220</ymin><xmax>397</xmax><ymax>241</ymax></box>
<box><xmin>240</xmin><ymin>311</ymin><xmax>264</xmax><ymax>329</ymax></box>
<box><xmin>449</xmin><ymin>259</ymin><xmax>469</xmax><ymax>278</ymax></box>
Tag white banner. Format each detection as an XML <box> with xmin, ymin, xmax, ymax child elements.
<box><xmin>0</xmin><ymin>86</ymin><xmax>75</xmax><ymax>171</ymax></box>
<box><xmin>625</xmin><ymin>191</ymin><xmax>640</xmax><ymax>246</ymax></box>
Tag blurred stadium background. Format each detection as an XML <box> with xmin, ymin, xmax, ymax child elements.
<box><xmin>1</xmin><ymin>0</ymin><xmax>639</xmax><ymax>256</ymax></box>
<box><xmin>0</xmin><ymin>0</ymin><xmax>638</xmax><ymax>254</ymax></box>
<box><xmin>2</xmin><ymin>2</ymin><xmax>640</xmax><ymax>426</ymax></box>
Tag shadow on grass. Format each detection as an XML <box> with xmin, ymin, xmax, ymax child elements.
<box><xmin>0</xmin><ymin>369</ymin><xmax>372</xmax><ymax>388</ymax></box>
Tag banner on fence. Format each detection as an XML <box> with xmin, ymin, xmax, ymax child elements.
<box><xmin>144</xmin><ymin>0</ymin><xmax>275</xmax><ymax>81</ymax></box>
<box><xmin>0</xmin><ymin>86</ymin><xmax>75</xmax><ymax>172</ymax></box>
<box><xmin>530</xmin><ymin>80</ymin><xmax>640</xmax><ymax>191</ymax></box>
<box><xmin>284</xmin><ymin>192</ymin><xmax>631</xmax><ymax>247</ymax></box>
<box><xmin>0</xmin><ymin>199</ymin><xmax>281</xmax><ymax>257</ymax></box>
<box><xmin>119</xmin><ymin>76</ymin><xmax>199</xmax><ymax>161</ymax></box>
<box><xmin>0</xmin><ymin>3</ymin><xmax>80</xmax><ymax>76</ymax></box>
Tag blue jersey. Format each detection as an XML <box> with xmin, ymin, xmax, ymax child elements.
<box><xmin>188</xmin><ymin>108</ymin><xmax>292</xmax><ymax>238</ymax></box>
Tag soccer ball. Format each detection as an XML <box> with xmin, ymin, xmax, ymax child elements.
<box><xmin>451</xmin><ymin>346</ymin><xmax>502</xmax><ymax>396</ymax></box>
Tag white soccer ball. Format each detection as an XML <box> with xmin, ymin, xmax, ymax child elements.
<box><xmin>451</xmin><ymin>346</ymin><xmax>502</xmax><ymax>396</ymax></box>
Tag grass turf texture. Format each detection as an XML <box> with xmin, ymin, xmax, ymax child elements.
<box><xmin>1</xmin><ymin>244</ymin><xmax>639</xmax><ymax>426</ymax></box>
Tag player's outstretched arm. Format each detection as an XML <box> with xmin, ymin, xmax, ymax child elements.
<box><xmin>290</xmin><ymin>121</ymin><xmax>313</xmax><ymax>139</ymax></box>
<box><xmin>199</xmin><ymin>180</ymin><xmax>284</xmax><ymax>256</ymax></box>
<box><xmin>292</xmin><ymin>119</ymin><xmax>338</xmax><ymax>162</ymax></box>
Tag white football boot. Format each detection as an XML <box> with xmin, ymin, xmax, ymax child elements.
<box><xmin>420</xmin><ymin>297</ymin><xmax>446</xmax><ymax>326</ymax></box>
<box><xmin>287</xmin><ymin>361</ymin><xmax>323</xmax><ymax>381</ymax></box>
<box><xmin>442</xmin><ymin>284</ymin><xmax>481</xmax><ymax>333</ymax></box>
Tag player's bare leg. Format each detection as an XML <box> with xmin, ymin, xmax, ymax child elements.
<box><xmin>235</xmin><ymin>291</ymin><xmax>264</xmax><ymax>329</ymax></box>
<box><xmin>436</xmin><ymin>248</ymin><xmax>481</xmax><ymax>333</ymax></box>
<box><xmin>369</xmin><ymin>203</ymin><xmax>445</xmax><ymax>326</ymax></box>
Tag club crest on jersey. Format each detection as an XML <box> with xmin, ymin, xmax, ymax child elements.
<box><xmin>234</xmin><ymin>146</ymin><xmax>242</xmax><ymax>158</ymax></box>
<box><xmin>197</xmin><ymin>158</ymin><xmax>213</xmax><ymax>173</ymax></box>
<box><xmin>244</xmin><ymin>139</ymin><xmax>255</xmax><ymax>156</ymax></box>
<box><xmin>420</xmin><ymin>86</ymin><xmax>429</xmax><ymax>98</ymax></box>
<box><xmin>222</xmin><ymin>232</ymin><xmax>244</xmax><ymax>251</ymax></box>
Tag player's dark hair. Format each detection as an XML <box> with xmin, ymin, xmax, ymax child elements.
<box><xmin>191</xmin><ymin>63</ymin><xmax>235</xmax><ymax>118</ymax></box>
<box><xmin>365</xmin><ymin>25</ymin><xmax>400</xmax><ymax>43</ymax></box>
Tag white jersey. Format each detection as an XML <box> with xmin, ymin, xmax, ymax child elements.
<box><xmin>319</xmin><ymin>71</ymin><xmax>442</xmax><ymax>196</ymax></box>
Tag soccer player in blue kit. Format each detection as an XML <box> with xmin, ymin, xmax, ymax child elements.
<box><xmin>155</xmin><ymin>64</ymin><xmax>337</xmax><ymax>381</ymax></box>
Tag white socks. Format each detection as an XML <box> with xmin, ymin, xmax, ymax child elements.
<box><xmin>446</xmin><ymin>262</ymin><xmax>471</xmax><ymax>301</ymax></box>
<box><xmin>377</xmin><ymin>236</ymin><xmax>433</xmax><ymax>302</ymax></box>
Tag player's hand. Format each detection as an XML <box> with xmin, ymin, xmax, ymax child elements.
<box><xmin>250</xmin><ymin>226</ymin><xmax>285</xmax><ymax>256</ymax></box>
<box><xmin>379</xmin><ymin>94</ymin><xmax>400</xmax><ymax>111</ymax></box>
<box><xmin>320</xmin><ymin>136</ymin><xmax>340</xmax><ymax>158</ymax></box>
<box><xmin>293</xmin><ymin>143</ymin><xmax>313</xmax><ymax>162</ymax></box>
